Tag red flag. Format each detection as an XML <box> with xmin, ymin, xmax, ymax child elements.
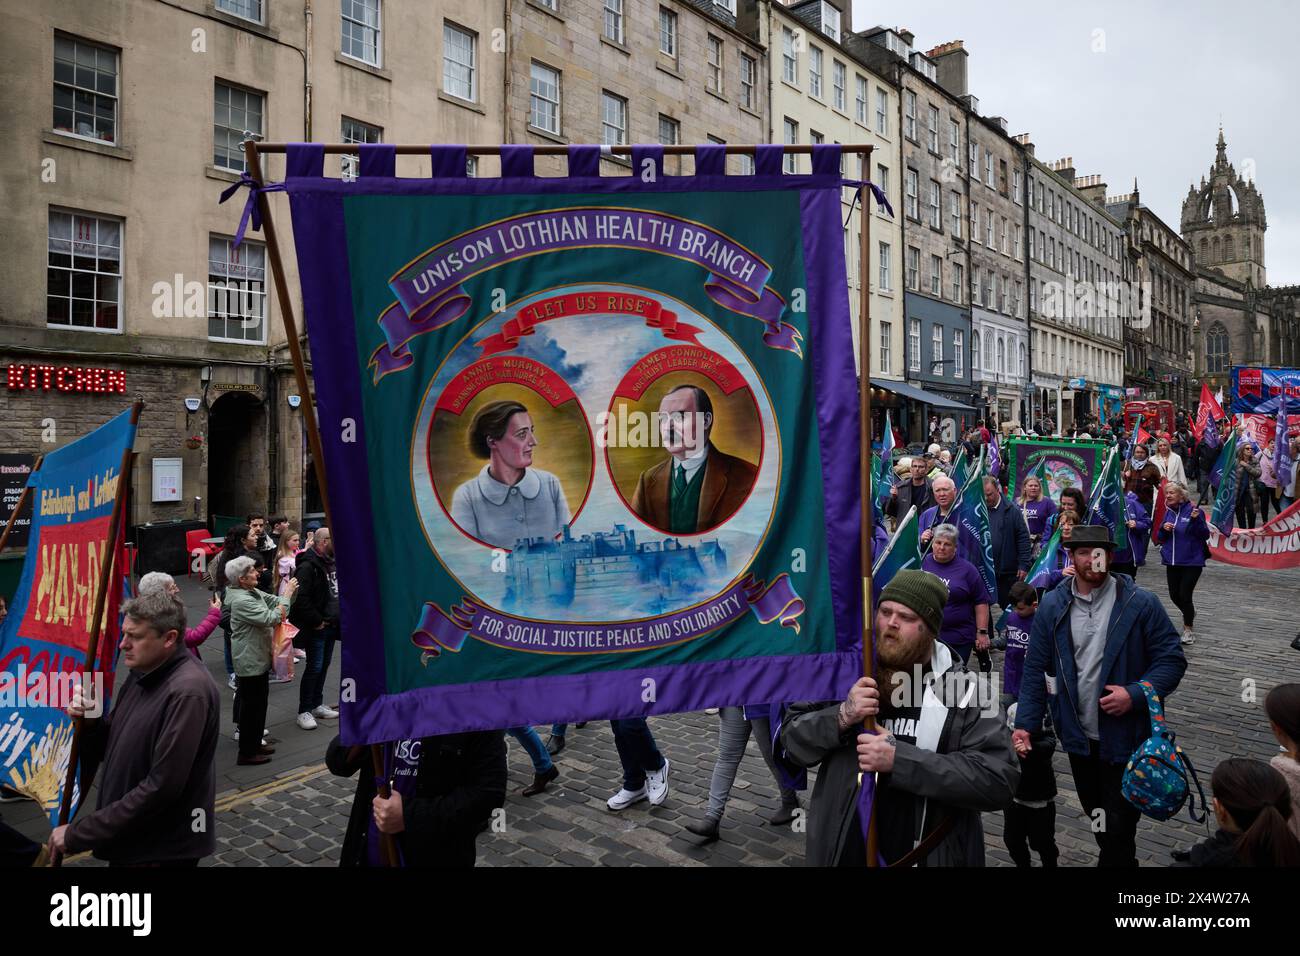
<box><xmin>1137</xmin><ymin>424</ymin><xmax>1153</xmax><ymax>445</ymax></box>
<box><xmin>1150</xmin><ymin>478</ymin><xmax>1167</xmax><ymax>546</ymax></box>
<box><xmin>1193</xmin><ymin>383</ymin><xmax>1223</xmax><ymax>440</ymax></box>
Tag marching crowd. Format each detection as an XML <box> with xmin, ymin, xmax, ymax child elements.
<box><xmin>4</xmin><ymin>412</ymin><xmax>1300</xmax><ymax>870</ymax></box>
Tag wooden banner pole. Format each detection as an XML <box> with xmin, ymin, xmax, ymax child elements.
<box><xmin>54</xmin><ymin>401</ymin><xmax>143</xmax><ymax>858</ymax></box>
<box><xmin>855</xmin><ymin>149</ymin><xmax>880</xmax><ymax>868</ymax></box>
<box><xmin>244</xmin><ymin>140</ymin><xmax>398</xmax><ymax>868</ymax></box>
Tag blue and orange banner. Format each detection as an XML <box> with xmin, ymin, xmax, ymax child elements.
<box><xmin>277</xmin><ymin>142</ymin><xmax>874</xmax><ymax>742</ymax></box>
<box><xmin>0</xmin><ymin>407</ymin><xmax>135</xmax><ymax>826</ymax></box>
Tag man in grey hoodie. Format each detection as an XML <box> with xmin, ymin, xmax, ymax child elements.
<box><xmin>780</xmin><ymin>569</ymin><xmax>1019</xmax><ymax>866</ymax></box>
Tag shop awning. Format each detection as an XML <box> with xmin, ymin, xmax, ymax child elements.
<box><xmin>870</xmin><ymin>378</ymin><xmax>976</xmax><ymax>412</ymax></box>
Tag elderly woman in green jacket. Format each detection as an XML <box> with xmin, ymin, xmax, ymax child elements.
<box><xmin>225</xmin><ymin>554</ymin><xmax>298</xmax><ymax>765</ymax></box>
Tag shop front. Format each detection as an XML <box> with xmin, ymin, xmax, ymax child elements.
<box><xmin>0</xmin><ymin>350</ymin><xmax>308</xmax><ymax>583</ymax></box>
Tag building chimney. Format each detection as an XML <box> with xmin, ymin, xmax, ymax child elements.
<box><xmin>926</xmin><ymin>39</ymin><xmax>967</xmax><ymax>99</ymax></box>
<box><xmin>1049</xmin><ymin>156</ymin><xmax>1076</xmax><ymax>184</ymax></box>
<box><xmin>1013</xmin><ymin>132</ymin><xmax>1035</xmax><ymax>157</ymax></box>
<box><xmin>898</xmin><ymin>28</ymin><xmax>915</xmax><ymax>46</ymax></box>
<box><xmin>1074</xmin><ymin>173</ymin><xmax>1109</xmax><ymax>207</ymax></box>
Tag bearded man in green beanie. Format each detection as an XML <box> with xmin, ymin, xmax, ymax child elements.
<box><xmin>780</xmin><ymin>569</ymin><xmax>1019</xmax><ymax>866</ymax></box>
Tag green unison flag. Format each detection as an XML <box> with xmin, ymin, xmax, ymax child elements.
<box><xmin>949</xmin><ymin>445</ymin><xmax>971</xmax><ymax>490</ymax></box>
<box><xmin>1087</xmin><ymin>447</ymin><xmax>1129</xmax><ymax>552</ymax></box>
<box><xmin>1027</xmin><ymin>523</ymin><xmax>1064</xmax><ymax>588</ymax></box>
<box><xmin>1210</xmin><ymin>428</ymin><xmax>1241</xmax><ymax>535</ymax></box>
<box><xmin>956</xmin><ymin>450</ymin><xmax>998</xmax><ymax>598</ymax></box>
<box><xmin>872</xmin><ymin>504</ymin><xmax>920</xmax><ymax>601</ymax></box>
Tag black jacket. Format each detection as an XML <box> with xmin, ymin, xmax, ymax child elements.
<box><xmin>885</xmin><ymin>478</ymin><xmax>935</xmax><ymax>521</ymax></box>
<box><xmin>289</xmin><ymin>546</ymin><xmax>338</xmax><ymax>631</ymax></box>
<box><xmin>327</xmin><ymin>731</ymin><xmax>507</xmax><ymax>867</ymax></box>
<box><xmin>1174</xmin><ymin>829</ymin><xmax>1240</xmax><ymax>867</ymax></box>
<box><xmin>1014</xmin><ymin>729</ymin><xmax>1058</xmax><ymax>803</ymax></box>
<box><xmin>986</xmin><ymin>496</ymin><xmax>1031</xmax><ymax>576</ymax></box>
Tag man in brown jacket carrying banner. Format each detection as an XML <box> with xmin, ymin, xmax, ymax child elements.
<box><xmin>780</xmin><ymin>570</ymin><xmax>1018</xmax><ymax>866</ymax></box>
<box><xmin>50</xmin><ymin>591</ymin><xmax>220</xmax><ymax>866</ymax></box>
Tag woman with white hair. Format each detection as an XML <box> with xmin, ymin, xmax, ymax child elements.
<box><xmin>225</xmin><ymin>555</ymin><xmax>298</xmax><ymax>766</ymax></box>
<box><xmin>137</xmin><ymin>572</ymin><xmax>222</xmax><ymax>661</ymax></box>
<box><xmin>920</xmin><ymin>523</ymin><xmax>993</xmax><ymax>667</ymax></box>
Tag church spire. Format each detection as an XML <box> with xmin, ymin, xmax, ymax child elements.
<box><xmin>1216</xmin><ymin>126</ymin><xmax>1227</xmax><ymax>167</ymax></box>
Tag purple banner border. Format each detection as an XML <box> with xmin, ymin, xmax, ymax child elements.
<box><xmin>278</xmin><ymin>143</ymin><xmax>866</xmax><ymax>745</ymax></box>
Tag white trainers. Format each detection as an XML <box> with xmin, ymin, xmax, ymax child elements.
<box><xmin>296</xmin><ymin>712</ymin><xmax>318</xmax><ymax>730</ymax></box>
<box><xmin>704</xmin><ymin>707</ymin><xmax>720</xmax><ymax>715</ymax></box>
<box><xmin>311</xmin><ymin>704</ymin><xmax>339</xmax><ymax>720</ymax></box>
<box><xmin>646</xmin><ymin>758</ymin><xmax>671</xmax><ymax>805</ymax></box>
<box><xmin>607</xmin><ymin>786</ymin><xmax>648</xmax><ymax>811</ymax></box>
<box><xmin>1181</xmin><ymin>628</ymin><xmax>1196</xmax><ymax>645</ymax></box>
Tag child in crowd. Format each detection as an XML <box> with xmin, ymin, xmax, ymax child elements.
<box><xmin>1265</xmin><ymin>683</ymin><xmax>1300</xmax><ymax>839</ymax></box>
<box><xmin>1174</xmin><ymin>758</ymin><xmax>1300</xmax><ymax>866</ymax></box>
<box><xmin>1003</xmin><ymin>702</ymin><xmax>1059</xmax><ymax>867</ymax></box>
<box><xmin>996</xmin><ymin>582</ymin><xmax>1057</xmax><ymax>866</ymax></box>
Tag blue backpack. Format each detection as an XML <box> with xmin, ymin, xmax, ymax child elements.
<box><xmin>1121</xmin><ymin>681</ymin><xmax>1207</xmax><ymax>822</ymax></box>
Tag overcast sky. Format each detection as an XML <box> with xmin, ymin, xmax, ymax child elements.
<box><xmin>851</xmin><ymin>0</ymin><xmax>1300</xmax><ymax>285</ymax></box>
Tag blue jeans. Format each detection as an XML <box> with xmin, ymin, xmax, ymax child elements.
<box><xmin>222</xmin><ymin>630</ymin><xmax>234</xmax><ymax>675</ymax></box>
<box><xmin>298</xmin><ymin>625</ymin><xmax>338</xmax><ymax>714</ymax></box>
<box><xmin>506</xmin><ymin>727</ymin><xmax>553</xmax><ymax>774</ymax></box>
<box><xmin>550</xmin><ymin>723</ymin><xmax>567</xmax><ymax>738</ymax></box>
<box><xmin>610</xmin><ymin>718</ymin><xmax>665</xmax><ymax>790</ymax></box>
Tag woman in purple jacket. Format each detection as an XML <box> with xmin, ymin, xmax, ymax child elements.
<box><xmin>1017</xmin><ymin>475</ymin><xmax>1057</xmax><ymax>558</ymax></box>
<box><xmin>1153</xmin><ymin>480</ymin><xmax>1210</xmax><ymax>646</ymax></box>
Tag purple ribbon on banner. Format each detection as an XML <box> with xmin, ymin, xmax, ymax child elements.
<box><xmin>410</xmin><ymin>573</ymin><xmax>804</xmax><ymax>663</ymax></box>
<box><xmin>218</xmin><ymin>172</ymin><xmax>287</xmax><ymax>249</ymax></box>
<box><xmin>369</xmin><ymin>207</ymin><xmax>803</xmax><ymax>381</ymax></box>
<box><xmin>840</xmin><ymin>178</ymin><xmax>895</xmax><ymax>223</ymax></box>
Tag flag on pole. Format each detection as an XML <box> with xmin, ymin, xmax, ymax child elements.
<box><xmin>1210</xmin><ymin>428</ymin><xmax>1241</xmax><ymax>534</ymax></box>
<box><xmin>1193</xmin><ymin>382</ymin><xmax>1224</xmax><ymax>442</ymax></box>
<box><xmin>986</xmin><ymin>434</ymin><xmax>1001</xmax><ymax>480</ymax></box>
<box><xmin>1087</xmin><ymin>446</ymin><xmax>1129</xmax><ymax>551</ymax></box>
<box><xmin>949</xmin><ymin>445</ymin><xmax>971</xmax><ymax>491</ymax></box>
<box><xmin>955</xmin><ymin>450</ymin><xmax>998</xmax><ymax>598</ymax></box>
<box><xmin>872</xmin><ymin>505</ymin><xmax>920</xmax><ymax>601</ymax></box>
<box><xmin>1151</xmin><ymin>478</ymin><xmax>1168</xmax><ymax>545</ymax></box>
<box><xmin>1215</xmin><ymin>386</ymin><xmax>1225</xmax><ymax>408</ymax></box>
<box><xmin>1027</xmin><ymin>523</ymin><xmax>1064</xmax><ymax>588</ymax></box>
<box><xmin>874</xmin><ymin>411</ymin><xmax>897</xmax><ymax>510</ymax></box>
<box><xmin>1125</xmin><ymin>412</ymin><xmax>1145</xmax><ymax>457</ymax></box>
<box><xmin>1276</xmin><ymin>400</ymin><xmax>1294</xmax><ymax>484</ymax></box>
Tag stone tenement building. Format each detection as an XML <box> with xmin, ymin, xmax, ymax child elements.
<box><xmin>1106</xmin><ymin>184</ymin><xmax>1196</xmax><ymax>410</ymax></box>
<box><xmin>0</xmin><ymin>0</ymin><xmax>760</xmax><ymax>580</ymax></box>
<box><xmin>1180</xmin><ymin>129</ymin><xmax>1299</xmax><ymax>395</ymax></box>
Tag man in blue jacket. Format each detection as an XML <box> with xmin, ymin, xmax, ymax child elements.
<box><xmin>1012</xmin><ymin>525</ymin><xmax>1187</xmax><ymax>867</ymax></box>
<box><xmin>982</xmin><ymin>475</ymin><xmax>1032</xmax><ymax>608</ymax></box>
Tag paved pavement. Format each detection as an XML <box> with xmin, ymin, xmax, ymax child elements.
<box><xmin>7</xmin><ymin>560</ymin><xmax>1297</xmax><ymax>867</ymax></box>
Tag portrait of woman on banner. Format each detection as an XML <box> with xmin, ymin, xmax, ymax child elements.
<box><xmin>450</xmin><ymin>399</ymin><xmax>570</xmax><ymax>550</ymax></box>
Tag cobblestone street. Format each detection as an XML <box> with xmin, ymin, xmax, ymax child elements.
<box><xmin>9</xmin><ymin>560</ymin><xmax>1297</xmax><ymax>867</ymax></box>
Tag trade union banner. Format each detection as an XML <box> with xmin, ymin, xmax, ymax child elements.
<box><xmin>0</xmin><ymin>407</ymin><xmax>134</xmax><ymax>825</ymax></box>
<box><xmin>1207</xmin><ymin>498</ymin><xmax>1300</xmax><ymax>569</ymax></box>
<box><xmin>278</xmin><ymin>143</ymin><xmax>878</xmax><ymax>743</ymax></box>
<box><xmin>1005</xmin><ymin>438</ymin><xmax>1107</xmax><ymax>504</ymax></box>
<box><xmin>1231</xmin><ymin>366</ymin><xmax>1300</xmax><ymax>449</ymax></box>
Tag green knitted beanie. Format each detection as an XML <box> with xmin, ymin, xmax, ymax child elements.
<box><xmin>878</xmin><ymin>569</ymin><xmax>949</xmax><ymax>636</ymax></box>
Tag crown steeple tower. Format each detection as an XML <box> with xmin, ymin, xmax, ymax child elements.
<box><xmin>1181</xmin><ymin>128</ymin><xmax>1266</xmax><ymax>287</ymax></box>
